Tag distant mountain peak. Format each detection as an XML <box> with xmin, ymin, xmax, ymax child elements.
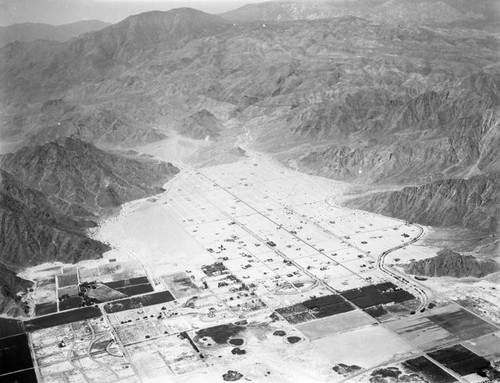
<box><xmin>0</xmin><ymin>19</ymin><xmax>110</xmax><ymax>46</ymax></box>
<box><xmin>115</xmin><ymin>6</ymin><xmax>232</xmax><ymax>38</ymax></box>
<box><xmin>61</xmin><ymin>6</ymin><xmax>233</xmax><ymax>70</ymax></box>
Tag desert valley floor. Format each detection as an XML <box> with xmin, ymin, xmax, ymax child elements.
<box><xmin>2</xmin><ymin>146</ymin><xmax>499</xmax><ymax>383</ymax></box>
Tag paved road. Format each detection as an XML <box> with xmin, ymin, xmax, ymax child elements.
<box><xmin>376</xmin><ymin>223</ymin><xmax>431</xmax><ymax>312</ymax></box>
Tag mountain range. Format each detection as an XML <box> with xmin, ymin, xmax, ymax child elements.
<box><xmin>0</xmin><ymin>20</ymin><xmax>110</xmax><ymax>46</ymax></box>
<box><xmin>0</xmin><ymin>2</ymin><xmax>499</xmax><ymax>314</ymax></box>
<box><xmin>222</xmin><ymin>0</ymin><xmax>500</xmax><ymax>27</ymax></box>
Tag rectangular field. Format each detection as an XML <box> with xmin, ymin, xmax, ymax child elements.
<box><xmin>104</xmin><ymin>291</ymin><xmax>175</xmax><ymax>313</ymax></box>
<box><xmin>35</xmin><ymin>302</ymin><xmax>58</xmax><ymax>316</ymax></box>
<box><xmin>341</xmin><ymin>282</ymin><xmax>415</xmax><ymax>309</ymax></box>
<box><xmin>427</xmin><ymin>344</ymin><xmax>491</xmax><ymax>376</ymax></box>
<box><xmin>56</xmin><ymin>273</ymin><xmax>78</xmax><ymax>288</ymax></box>
<box><xmin>104</xmin><ymin>276</ymin><xmax>150</xmax><ymax>289</ymax></box>
<box><xmin>59</xmin><ymin>296</ymin><xmax>83</xmax><ymax>311</ymax></box>
<box><xmin>115</xmin><ymin>283</ymin><xmax>154</xmax><ymax>296</ymax></box>
<box><xmin>297</xmin><ymin>310</ymin><xmax>376</xmax><ymax>340</ymax></box>
<box><xmin>302</xmin><ymin>294</ymin><xmax>355</xmax><ymax>319</ymax></box>
<box><xmin>0</xmin><ymin>317</ymin><xmax>24</xmax><ymax>339</ymax></box>
<box><xmin>0</xmin><ymin>368</ymin><xmax>38</xmax><ymax>383</ymax></box>
<box><xmin>24</xmin><ymin>306</ymin><xmax>102</xmax><ymax>331</ymax></box>
<box><xmin>385</xmin><ymin>316</ymin><xmax>459</xmax><ymax>351</ymax></box>
<box><xmin>462</xmin><ymin>331</ymin><xmax>500</xmax><ymax>362</ymax></box>
<box><xmin>313</xmin><ymin>325</ymin><xmax>417</xmax><ymax>371</ymax></box>
<box><xmin>426</xmin><ymin>307</ymin><xmax>498</xmax><ymax>341</ymax></box>
<box><xmin>402</xmin><ymin>356</ymin><xmax>456</xmax><ymax>383</ymax></box>
<box><xmin>0</xmin><ymin>334</ymin><xmax>34</xmax><ymax>375</ymax></box>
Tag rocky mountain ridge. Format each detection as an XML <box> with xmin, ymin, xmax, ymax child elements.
<box><xmin>346</xmin><ymin>173</ymin><xmax>500</xmax><ymax>234</ymax></box>
<box><xmin>221</xmin><ymin>0</ymin><xmax>499</xmax><ymax>26</ymax></box>
<box><xmin>0</xmin><ymin>137</ymin><xmax>179</xmax><ymax>214</ymax></box>
<box><xmin>404</xmin><ymin>249</ymin><xmax>499</xmax><ymax>278</ymax></box>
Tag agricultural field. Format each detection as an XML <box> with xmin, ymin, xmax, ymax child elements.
<box><xmin>349</xmin><ymin>356</ymin><xmax>457</xmax><ymax>383</ymax></box>
<box><xmin>12</xmin><ymin>155</ymin><xmax>500</xmax><ymax>382</ymax></box>
<box><xmin>0</xmin><ymin>334</ymin><xmax>35</xmax><ymax>379</ymax></box>
<box><xmin>26</xmin><ymin>260</ymin><xmax>153</xmax><ymax>317</ymax></box>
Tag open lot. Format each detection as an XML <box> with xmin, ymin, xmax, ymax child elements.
<box><xmin>296</xmin><ymin>309</ymin><xmax>376</xmax><ymax>340</ymax></box>
<box><xmin>463</xmin><ymin>331</ymin><xmax>500</xmax><ymax>362</ymax></box>
<box><xmin>312</xmin><ymin>325</ymin><xmax>418</xmax><ymax>373</ymax></box>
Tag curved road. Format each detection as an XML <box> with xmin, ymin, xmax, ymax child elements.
<box><xmin>376</xmin><ymin>223</ymin><xmax>431</xmax><ymax>312</ymax></box>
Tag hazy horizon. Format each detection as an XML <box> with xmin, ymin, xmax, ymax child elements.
<box><xmin>0</xmin><ymin>0</ymin><xmax>268</xmax><ymax>26</ymax></box>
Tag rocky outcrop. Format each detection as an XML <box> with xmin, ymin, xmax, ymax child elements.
<box><xmin>404</xmin><ymin>249</ymin><xmax>499</xmax><ymax>278</ymax></box>
<box><xmin>346</xmin><ymin>173</ymin><xmax>499</xmax><ymax>233</ymax></box>
<box><xmin>180</xmin><ymin>109</ymin><xmax>220</xmax><ymax>139</ymax></box>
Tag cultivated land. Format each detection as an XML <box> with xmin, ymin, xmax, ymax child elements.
<box><xmin>3</xmin><ymin>146</ymin><xmax>500</xmax><ymax>383</ymax></box>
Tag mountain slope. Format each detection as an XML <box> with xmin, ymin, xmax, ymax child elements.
<box><xmin>0</xmin><ymin>263</ymin><xmax>33</xmax><ymax>316</ymax></box>
<box><xmin>0</xmin><ymin>169</ymin><xmax>109</xmax><ymax>269</ymax></box>
<box><xmin>0</xmin><ymin>20</ymin><xmax>110</xmax><ymax>46</ymax></box>
<box><xmin>0</xmin><ymin>169</ymin><xmax>108</xmax><ymax>316</ymax></box>
<box><xmin>0</xmin><ymin>7</ymin><xmax>233</xmax><ymax>86</ymax></box>
<box><xmin>346</xmin><ymin>173</ymin><xmax>500</xmax><ymax>233</ymax></box>
<box><xmin>0</xmin><ymin>137</ymin><xmax>179</xmax><ymax>214</ymax></box>
<box><xmin>2</xmin><ymin>98</ymin><xmax>167</xmax><ymax>149</ymax></box>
